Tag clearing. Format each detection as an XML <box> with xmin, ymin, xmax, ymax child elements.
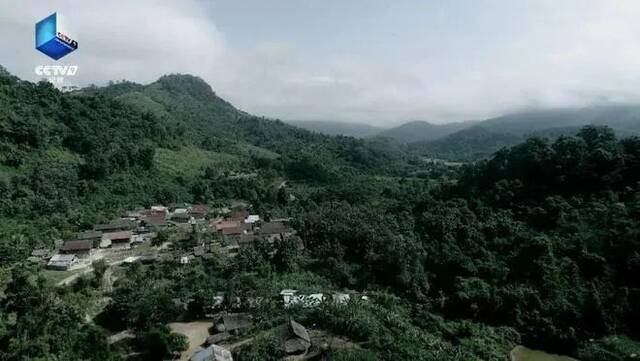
<box><xmin>168</xmin><ymin>320</ymin><xmax>212</xmax><ymax>361</ymax></box>
<box><xmin>510</xmin><ymin>346</ymin><xmax>577</xmax><ymax>361</ymax></box>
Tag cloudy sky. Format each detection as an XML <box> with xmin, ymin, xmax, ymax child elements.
<box><xmin>1</xmin><ymin>0</ymin><xmax>640</xmax><ymax>126</ymax></box>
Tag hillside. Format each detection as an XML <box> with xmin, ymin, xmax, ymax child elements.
<box><xmin>286</xmin><ymin>120</ymin><xmax>383</xmax><ymax>138</ymax></box>
<box><xmin>374</xmin><ymin>120</ymin><xmax>473</xmax><ymax>143</ymax></box>
<box><xmin>2</xmin><ymin>66</ymin><xmax>640</xmax><ymax>361</ymax></box>
<box><xmin>0</xmin><ymin>68</ymin><xmax>412</xmax><ymax>260</ymax></box>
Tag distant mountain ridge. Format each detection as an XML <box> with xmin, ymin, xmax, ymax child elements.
<box><xmin>287</xmin><ymin>120</ymin><xmax>382</xmax><ymax>138</ymax></box>
<box><xmin>373</xmin><ymin>120</ymin><xmax>474</xmax><ymax>144</ymax></box>
<box><xmin>410</xmin><ymin>105</ymin><xmax>640</xmax><ymax>160</ymax></box>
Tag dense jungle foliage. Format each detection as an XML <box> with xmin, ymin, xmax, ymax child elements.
<box><xmin>0</xmin><ymin>67</ymin><xmax>639</xmax><ymax>360</ymax></box>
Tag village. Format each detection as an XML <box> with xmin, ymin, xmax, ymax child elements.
<box><xmin>28</xmin><ymin>203</ymin><xmax>363</xmax><ymax>360</ymax></box>
<box><xmin>29</xmin><ymin>203</ymin><xmax>300</xmax><ymax>272</ymax></box>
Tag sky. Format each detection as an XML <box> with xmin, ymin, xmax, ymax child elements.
<box><xmin>1</xmin><ymin>0</ymin><xmax>640</xmax><ymax>126</ymax></box>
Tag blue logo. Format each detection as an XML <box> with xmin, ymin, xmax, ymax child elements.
<box><xmin>35</xmin><ymin>13</ymin><xmax>78</xmax><ymax>60</ymax></box>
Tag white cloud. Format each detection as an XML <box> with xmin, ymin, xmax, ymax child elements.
<box><xmin>2</xmin><ymin>1</ymin><xmax>640</xmax><ymax>126</ymax></box>
<box><xmin>0</xmin><ymin>0</ymin><xmax>227</xmax><ymax>85</ymax></box>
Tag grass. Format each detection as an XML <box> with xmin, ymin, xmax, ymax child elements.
<box><xmin>115</xmin><ymin>92</ymin><xmax>169</xmax><ymax>118</ymax></box>
<box><xmin>41</xmin><ymin>268</ymin><xmax>86</xmax><ymax>286</ymax></box>
<box><xmin>235</xmin><ymin>143</ymin><xmax>280</xmax><ymax>160</ymax></box>
<box><xmin>155</xmin><ymin>146</ymin><xmax>242</xmax><ymax>178</ymax></box>
<box><xmin>510</xmin><ymin>346</ymin><xmax>576</xmax><ymax>361</ymax></box>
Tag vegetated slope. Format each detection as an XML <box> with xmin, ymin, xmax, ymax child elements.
<box><xmin>0</xmin><ymin>68</ymin><xmax>411</xmax><ymax>260</ymax></box>
<box><xmin>287</xmin><ymin>120</ymin><xmax>383</xmax><ymax>138</ymax></box>
<box><xmin>77</xmin><ymin>74</ymin><xmax>408</xmax><ymax>175</ymax></box>
<box><xmin>374</xmin><ymin>120</ymin><xmax>473</xmax><ymax>143</ymax></box>
<box><xmin>410</xmin><ymin>105</ymin><xmax>640</xmax><ymax>160</ymax></box>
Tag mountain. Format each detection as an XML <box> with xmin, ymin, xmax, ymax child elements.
<box><xmin>410</xmin><ymin>105</ymin><xmax>640</xmax><ymax>160</ymax></box>
<box><xmin>480</xmin><ymin>105</ymin><xmax>640</xmax><ymax>135</ymax></box>
<box><xmin>0</xmin><ymin>68</ymin><xmax>410</xmax><ymax>254</ymax></box>
<box><xmin>287</xmin><ymin>120</ymin><xmax>383</xmax><ymax>138</ymax></box>
<box><xmin>374</xmin><ymin>120</ymin><xmax>473</xmax><ymax>143</ymax></box>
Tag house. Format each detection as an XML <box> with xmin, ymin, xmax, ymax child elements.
<box><xmin>102</xmin><ymin>231</ymin><xmax>133</xmax><ymax>249</ymax></box>
<box><xmin>47</xmin><ymin>254</ymin><xmax>78</xmax><ymax>270</ymax></box>
<box><xmin>141</xmin><ymin>214</ymin><xmax>168</xmax><ymax>231</ymax></box>
<box><xmin>170</xmin><ymin>212</ymin><xmax>192</xmax><ymax>224</ymax></box>
<box><xmin>150</xmin><ymin>205</ymin><xmax>168</xmax><ymax>214</ymax></box>
<box><xmin>94</xmin><ymin>219</ymin><xmax>136</xmax><ymax>233</ymax></box>
<box><xmin>59</xmin><ymin>240</ymin><xmax>92</xmax><ymax>258</ymax></box>
<box><xmin>222</xmin><ymin>226</ymin><xmax>243</xmax><ymax>237</ymax></box>
<box><xmin>214</xmin><ymin>313</ymin><xmax>253</xmax><ymax>335</ymax></box>
<box><xmin>275</xmin><ymin>319</ymin><xmax>311</xmax><ymax>356</ymax></box>
<box><xmin>124</xmin><ymin>208</ymin><xmax>146</xmax><ymax>218</ymax></box>
<box><xmin>259</xmin><ymin>222</ymin><xmax>292</xmax><ymax>242</ymax></box>
<box><xmin>31</xmin><ymin>248</ymin><xmax>53</xmax><ymax>260</ymax></box>
<box><xmin>280</xmin><ymin>289</ymin><xmax>298</xmax><ymax>307</ymax></box>
<box><xmin>244</xmin><ymin>215</ymin><xmax>260</xmax><ymax>224</ymax></box>
<box><xmin>76</xmin><ymin>230</ymin><xmax>103</xmax><ymax>248</ymax></box>
<box><xmin>214</xmin><ymin>220</ymin><xmax>240</xmax><ymax>233</ymax></box>
<box><xmin>190</xmin><ymin>344</ymin><xmax>233</xmax><ymax>361</ymax></box>
<box><xmin>280</xmin><ymin>289</ymin><xmax>325</xmax><ymax>308</ymax></box>
<box><xmin>190</xmin><ymin>204</ymin><xmax>210</xmax><ymax>219</ymax></box>
<box><xmin>168</xmin><ymin>202</ymin><xmax>190</xmax><ymax>212</ymax></box>
<box><xmin>229</xmin><ymin>210</ymin><xmax>249</xmax><ymax>222</ymax></box>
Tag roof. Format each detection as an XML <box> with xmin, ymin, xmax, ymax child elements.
<box><xmin>60</xmin><ymin>240</ymin><xmax>92</xmax><ymax>252</ymax></box>
<box><xmin>171</xmin><ymin>213</ymin><xmax>192</xmax><ymax>220</ymax></box>
<box><xmin>191</xmin><ymin>344</ymin><xmax>233</xmax><ymax>361</ymax></box>
<box><xmin>48</xmin><ymin>254</ymin><xmax>77</xmax><ymax>267</ymax></box>
<box><xmin>215</xmin><ymin>220</ymin><xmax>240</xmax><ymax>231</ymax></box>
<box><xmin>229</xmin><ymin>210</ymin><xmax>249</xmax><ymax>221</ymax></box>
<box><xmin>168</xmin><ymin>202</ymin><xmax>190</xmax><ymax>211</ymax></box>
<box><xmin>260</xmin><ymin>222</ymin><xmax>288</xmax><ymax>235</ymax></box>
<box><xmin>49</xmin><ymin>254</ymin><xmax>77</xmax><ymax>262</ymax></box>
<box><xmin>103</xmin><ymin>231</ymin><xmax>133</xmax><ymax>241</ymax></box>
<box><xmin>222</xmin><ymin>226</ymin><xmax>243</xmax><ymax>235</ymax></box>
<box><xmin>142</xmin><ymin>214</ymin><xmax>167</xmax><ymax>225</ymax></box>
<box><xmin>222</xmin><ymin>313</ymin><xmax>253</xmax><ymax>331</ymax></box>
<box><xmin>76</xmin><ymin>230</ymin><xmax>102</xmax><ymax>240</ymax></box>
<box><xmin>245</xmin><ymin>215</ymin><xmax>260</xmax><ymax>223</ymax></box>
<box><xmin>190</xmin><ymin>204</ymin><xmax>209</xmax><ymax>216</ymax></box>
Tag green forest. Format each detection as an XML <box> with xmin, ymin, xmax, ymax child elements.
<box><xmin>1</xmin><ymin>66</ymin><xmax>639</xmax><ymax>360</ymax></box>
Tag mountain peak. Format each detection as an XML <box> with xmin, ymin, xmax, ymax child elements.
<box><xmin>153</xmin><ymin>74</ymin><xmax>218</xmax><ymax>100</ymax></box>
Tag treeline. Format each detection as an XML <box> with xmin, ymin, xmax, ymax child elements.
<box><xmin>296</xmin><ymin>126</ymin><xmax>640</xmax><ymax>356</ymax></box>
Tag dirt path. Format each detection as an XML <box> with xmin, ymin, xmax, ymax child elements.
<box><xmin>57</xmin><ymin>259</ymin><xmax>127</xmax><ymax>288</ymax></box>
<box><xmin>168</xmin><ymin>321</ymin><xmax>212</xmax><ymax>361</ymax></box>
<box><xmin>57</xmin><ymin>266</ymin><xmax>94</xmax><ymax>286</ymax></box>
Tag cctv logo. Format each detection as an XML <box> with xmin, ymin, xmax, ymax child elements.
<box><xmin>35</xmin><ymin>13</ymin><xmax>78</xmax><ymax>60</ymax></box>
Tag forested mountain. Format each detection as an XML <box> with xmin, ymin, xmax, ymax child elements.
<box><xmin>410</xmin><ymin>106</ymin><xmax>640</xmax><ymax>160</ymax></box>
<box><xmin>286</xmin><ymin>120</ymin><xmax>383</xmax><ymax>138</ymax></box>
<box><xmin>373</xmin><ymin>120</ymin><xmax>473</xmax><ymax>143</ymax></box>
<box><xmin>0</xmin><ymin>69</ymin><xmax>408</xmax><ymax>260</ymax></box>
<box><xmin>1</xmin><ymin>67</ymin><xmax>639</xmax><ymax>361</ymax></box>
